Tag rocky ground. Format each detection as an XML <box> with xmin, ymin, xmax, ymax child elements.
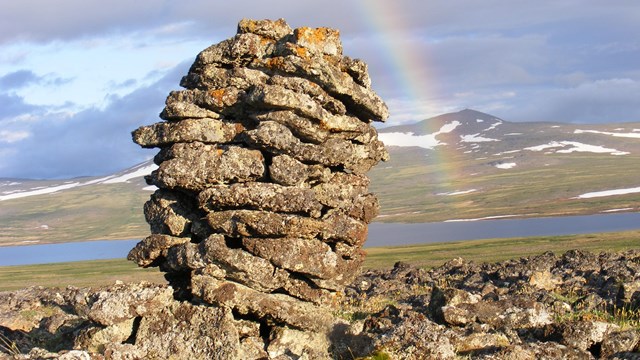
<box><xmin>1</xmin><ymin>249</ymin><xmax>639</xmax><ymax>359</ymax></box>
<box><xmin>341</xmin><ymin>249</ymin><xmax>640</xmax><ymax>359</ymax></box>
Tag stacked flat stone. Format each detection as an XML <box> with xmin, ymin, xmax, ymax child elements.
<box><xmin>128</xmin><ymin>18</ymin><xmax>388</xmax><ymax>338</ymax></box>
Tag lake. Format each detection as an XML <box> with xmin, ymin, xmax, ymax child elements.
<box><xmin>1</xmin><ymin>212</ymin><xmax>640</xmax><ymax>266</ymax></box>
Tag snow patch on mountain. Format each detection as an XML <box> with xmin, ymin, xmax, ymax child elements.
<box><xmin>574</xmin><ymin>129</ymin><xmax>640</xmax><ymax>139</ymax></box>
<box><xmin>0</xmin><ymin>181</ymin><xmax>22</xmax><ymax>186</ymax></box>
<box><xmin>524</xmin><ymin>141</ymin><xmax>629</xmax><ymax>155</ymax></box>
<box><xmin>378</xmin><ymin>121</ymin><xmax>461</xmax><ymax>149</ymax></box>
<box><xmin>494</xmin><ymin>150</ymin><xmax>521</xmax><ymax>156</ymax></box>
<box><xmin>601</xmin><ymin>208</ymin><xmax>634</xmax><ymax>213</ymax></box>
<box><xmin>525</xmin><ymin>142</ymin><xmax>564</xmax><ymax>152</ymax></box>
<box><xmin>102</xmin><ymin>164</ymin><xmax>157</xmax><ymax>184</ymax></box>
<box><xmin>495</xmin><ymin>162</ymin><xmax>516</xmax><ymax>169</ymax></box>
<box><xmin>445</xmin><ymin>214</ymin><xmax>520</xmax><ymax>222</ymax></box>
<box><xmin>485</xmin><ymin>121</ymin><xmax>502</xmax><ymax>131</ymax></box>
<box><xmin>0</xmin><ymin>182</ymin><xmax>82</xmax><ymax>201</ymax></box>
<box><xmin>574</xmin><ymin>187</ymin><xmax>640</xmax><ymax>199</ymax></box>
<box><xmin>438</xmin><ymin>189</ymin><xmax>477</xmax><ymax>196</ymax></box>
<box><xmin>0</xmin><ymin>162</ymin><xmax>158</xmax><ymax>201</ymax></box>
<box><xmin>460</xmin><ymin>133</ymin><xmax>499</xmax><ymax>143</ymax></box>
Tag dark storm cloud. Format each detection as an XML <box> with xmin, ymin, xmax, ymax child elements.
<box><xmin>0</xmin><ymin>93</ymin><xmax>39</xmax><ymax>120</ymax></box>
<box><xmin>0</xmin><ymin>70</ymin><xmax>73</xmax><ymax>91</ymax></box>
<box><xmin>2</xmin><ymin>0</ymin><xmax>640</xmax><ymax>178</ymax></box>
<box><xmin>106</xmin><ymin>78</ymin><xmax>138</xmax><ymax>91</ymax></box>
<box><xmin>0</xmin><ymin>61</ymin><xmax>190</xmax><ymax>179</ymax></box>
<box><xmin>497</xmin><ymin>79</ymin><xmax>640</xmax><ymax>123</ymax></box>
<box><xmin>2</xmin><ymin>0</ymin><xmax>638</xmax><ymax>44</ymax></box>
<box><xmin>0</xmin><ymin>70</ymin><xmax>41</xmax><ymax>88</ymax></box>
<box><xmin>0</xmin><ymin>0</ymin><xmax>364</xmax><ymax>44</ymax></box>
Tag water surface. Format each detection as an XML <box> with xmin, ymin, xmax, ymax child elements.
<box><xmin>2</xmin><ymin>212</ymin><xmax>640</xmax><ymax>266</ymax></box>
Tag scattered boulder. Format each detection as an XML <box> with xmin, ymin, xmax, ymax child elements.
<box><xmin>340</xmin><ymin>249</ymin><xmax>640</xmax><ymax>359</ymax></box>
<box><xmin>2</xmin><ymin>249</ymin><xmax>640</xmax><ymax>359</ymax></box>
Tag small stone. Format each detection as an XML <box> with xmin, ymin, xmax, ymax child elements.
<box><xmin>127</xmin><ymin>234</ymin><xmax>191</xmax><ymax>267</ymax></box>
<box><xmin>132</xmin><ymin>118</ymin><xmax>244</xmax><ymax>148</ymax></box>
<box><xmin>134</xmin><ymin>301</ymin><xmax>243</xmax><ymax>359</ymax></box>
<box><xmin>143</xmin><ymin>189</ymin><xmax>197</xmax><ymax>237</ymax></box>
<box><xmin>267</xmin><ymin>326</ymin><xmax>331</xmax><ymax>359</ymax></box>
<box><xmin>73</xmin><ymin>318</ymin><xmax>135</xmax><ymax>354</ymax></box>
<box><xmin>150</xmin><ymin>143</ymin><xmax>265</xmax><ymax>191</ymax></box>
<box><xmin>160</xmin><ymin>100</ymin><xmax>221</xmax><ymax>120</ymax></box>
<box><xmin>269</xmin><ymin>154</ymin><xmax>330</xmax><ymax>186</ymax></box>
<box><xmin>600</xmin><ymin>329</ymin><xmax>640</xmax><ymax>358</ymax></box>
<box><xmin>237</xmin><ymin>18</ymin><xmax>292</xmax><ymax>40</ymax></box>
<box><xmin>192</xmin><ymin>276</ymin><xmax>334</xmax><ymax>332</ymax></box>
<box><xmin>242</xmin><ymin>236</ymin><xmax>338</xmax><ymax>279</ymax></box>
<box><xmin>293</xmin><ymin>26</ymin><xmax>343</xmax><ymax>56</ymax></box>
<box><xmin>86</xmin><ymin>282</ymin><xmax>173</xmax><ymax>326</ymax></box>
<box><xmin>529</xmin><ymin>269</ymin><xmax>562</xmax><ymax>291</ymax></box>
<box><xmin>198</xmin><ymin>182</ymin><xmax>323</xmax><ymax>217</ymax></box>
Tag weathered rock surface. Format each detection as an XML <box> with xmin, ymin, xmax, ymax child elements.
<box><xmin>336</xmin><ymin>249</ymin><xmax>640</xmax><ymax>359</ymax></box>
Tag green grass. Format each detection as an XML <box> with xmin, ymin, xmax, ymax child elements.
<box><xmin>0</xmin><ymin>259</ymin><xmax>165</xmax><ymax>291</ymax></box>
<box><xmin>0</xmin><ymin>182</ymin><xmax>150</xmax><ymax>246</ymax></box>
<box><xmin>1</xmin><ymin>230</ymin><xmax>638</xmax><ymax>291</ymax></box>
<box><xmin>2</xmin><ymin>146</ymin><xmax>640</xmax><ymax>245</ymax></box>
<box><xmin>370</xmin><ymin>150</ymin><xmax>640</xmax><ymax>223</ymax></box>
<box><xmin>364</xmin><ymin>229</ymin><xmax>640</xmax><ymax>269</ymax></box>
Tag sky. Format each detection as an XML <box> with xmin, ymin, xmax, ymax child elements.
<box><xmin>1</xmin><ymin>0</ymin><xmax>639</xmax><ymax>179</ymax></box>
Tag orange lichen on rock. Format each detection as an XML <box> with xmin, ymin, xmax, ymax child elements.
<box><xmin>209</xmin><ymin>89</ymin><xmax>227</xmax><ymax>105</ymax></box>
<box><xmin>294</xmin><ymin>27</ymin><xmax>343</xmax><ymax>56</ymax></box>
<box><xmin>263</xmin><ymin>56</ymin><xmax>288</xmax><ymax>70</ymax></box>
<box><xmin>295</xmin><ymin>27</ymin><xmax>333</xmax><ymax>44</ymax></box>
<box><xmin>293</xmin><ymin>45</ymin><xmax>308</xmax><ymax>59</ymax></box>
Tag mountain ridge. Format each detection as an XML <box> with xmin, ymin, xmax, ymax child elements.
<box><xmin>2</xmin><ymin>109</ymin><xmax>640</xmax><ymax>245</ymax></box>
<box><xmin>378</xmin><ymin>108</ymin><xmax>640</xmax><ymax>160</ymax></box>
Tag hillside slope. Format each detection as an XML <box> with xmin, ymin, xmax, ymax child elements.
<box><xmin>2</xmin><ymin>109</ymin><xmax>640</xmax><ymax>245</ymax></box>
<box><xmin>373</xmin><ymin>109</ymin><xmax>640</xmax><ymax>222</ymax></box>
<box><xmin>0</xmin><ymin>163</ymin><xmax>157</xmax><ymax>246</ymax></box>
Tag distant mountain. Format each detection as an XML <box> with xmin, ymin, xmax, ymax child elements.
<box><xmin>0</xmin><ymin>162</ymin><xmax>157</xmax><ymax>246</ymax></box>
<box><xmin>372</xmin><ymin>109</ymin><xmax>640</xmax><ymax>222</ymax></box>
<box><xmin>380</xmin><ymin>109</ymin><xmax>505</xmax><ymax>136</ymax></box>
<box><xmin>0</xmin><ymin>162</ymin><xmax>157</xmax><ymax>202</ymax></box>
<box><xmin>379</xmin><ymin>108</ymin><xmax>640</xmax><ymax>157</ymax></box>
<box><xmin>2</xmin><ymin>109</ymin><xmax>640</xmax><ymax>245</ymax></box>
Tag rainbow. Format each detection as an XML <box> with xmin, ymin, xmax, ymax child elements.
<box><xmin>353</xmin><ymin>1</ymin><xmax>466</xmax><ymax>194</ymax></box>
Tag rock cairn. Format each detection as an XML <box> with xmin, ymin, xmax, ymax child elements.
<box><xmin>127</xmin><ymin>18</ymin><xmax>388</xmax><ymax>354</ymax></box>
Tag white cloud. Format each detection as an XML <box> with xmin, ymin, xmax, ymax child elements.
<box><xmin>504</xmin><ymin>78</ymin><xmax>640</xmax><ymax>123</ymax></box>
<box><xmin>1</xmin><ymin>0</ymin><xmax>639</xmax><ymax>178</ymax></box>
<box><xmin>1</xmin><ymin>36</ymin><xmax>209</xmax><ymax>109</ymax></box>
<box><xmin>0</xmin><ymin>61</ymin><xmax>187</xmax><ymax>179</ymax></box>
<box><xmin>0</xmin><ymin>130</ymin><xmax>30</xmax><ymax>143</ymax></box>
